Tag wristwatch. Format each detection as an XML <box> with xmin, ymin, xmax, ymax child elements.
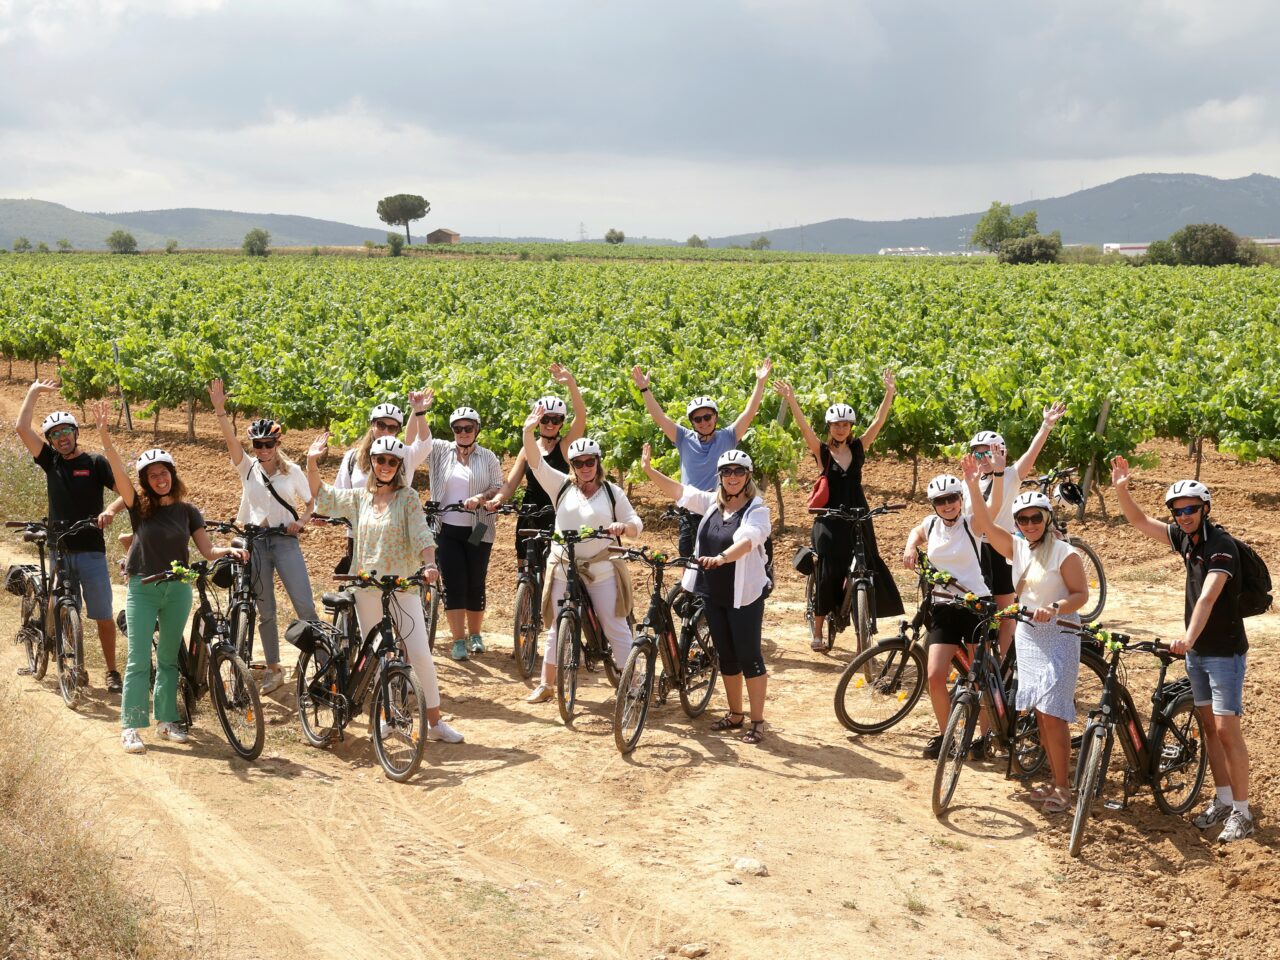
<box><xmin>413</xmin><ymin>409</ymin><xmax>427</xmax><ymax>417</ymax></box>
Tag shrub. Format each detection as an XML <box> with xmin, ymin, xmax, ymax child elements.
<box><xmin>242</xmin><ymin>228</ymin><xmax>270</xmax><ymax>257</ymax></box>
<box><xmin>1169</xmin><ymin>223</ymin><xmax>1242</xmax><ymax>266</ymax></box>
<box><xmin>687</xmin><ymin>234</ymin><xmax>707</xmax><ymax>248</ymax></box>
<box><xmin>749</xmin><ymin>236</ymin><xmax>772</xmax><ymax>251</ymax></box>
<box><xmin>1142</xmin><ymin>239</ymin><xmax>1178</xmax><ymax>266</ymax></box>
<box><xmin>12</xmin><ymin>237</ymin><xmax>31</xmax><ymax>253</ymax></box>
<box><xmin>55</xmin><ymin>239</ymin><xmax>73</xmax><ymax>253</ymax></box>
<box><xmin>105</xmin><ymin>230</ymin><xmax>137</xmax><ymax>254</ymax></box>
<box><xmin>997</xmin><ymin>232</ymin><xmax>1062</xmax><ymax>264</ymax></box>
<box><xmin>164</xmin><ymin>239</ymin><xmax>179</xmax><ymax>254</ymax></box>
<box><xmin>387</xmin><ymin>233</ymin><xmax>405</xmax><ymax>257</ymax></box>
<box><xmin>35</xmin><ymin>242</ymin><xmax>50</xmax><ymax>254</ymax></box>
<box><xmin>604</xmin><ymin>228</ymin><xmax>625</xmax><ymax>245</ymax></box>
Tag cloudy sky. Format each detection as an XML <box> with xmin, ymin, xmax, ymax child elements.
<box><xmin>2</xmin><ymin>0</ymin><xmax>1277</xmax><ymax>238</ymax></box>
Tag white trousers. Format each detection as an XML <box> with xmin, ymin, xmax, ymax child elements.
<box><xmin>541</xmin><ymin>572</ymin><xmax>632</xmax><ymax>684</ymax></box>
<box><xmin>352</xmin><ymin>589</ymin><xmax>442</xmax><ymax>710</ymax></box>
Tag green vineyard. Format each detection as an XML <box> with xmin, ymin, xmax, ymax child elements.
<box><xmin>2</xmin><ymin>254</ymin><xmax>1278</xmax><ymax>491</ymax></box>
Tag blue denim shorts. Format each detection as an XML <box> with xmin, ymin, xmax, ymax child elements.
<box><xmin>62</xmin><ymin>551</ymin><xmax>115</xmax><ymax>622</ymax></box>
<box><xmin>1185</xmin><ymin>650</ymin><xmax>1246</xmax><ymax>717</ymax></box>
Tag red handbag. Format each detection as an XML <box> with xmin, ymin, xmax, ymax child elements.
<box><xmin>807</xmin><ymin>474</ymin><xmax>829</xmax><ymax>509</ymax></box>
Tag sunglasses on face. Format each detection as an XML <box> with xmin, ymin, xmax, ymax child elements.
<box><xmin>539</xmin><ymin>415</ymin><xmax>565</xmax><ymax>426</ymax></box>
<box><xmin>1170</xmin><ymin>504</ymin><xmax>1202</xmax><ymax>518</ymax></box>
<box><xmin>932</xmin><ymin>494</ymin><xmax>962</xmax><ymax>507</ymax></box>
<box><xmin>1014</xmin><ymin>511</ymin><xmax>1045</xmax><ymax>526</ymax></box>
<box><xmin>372</xmin><ymin>455</ymin><xmax>401</xmax><ymax>468</ymax></box>
<box><xmin>570</xmin><ymin>457</ymin><xmax>598</xmax><ymax>469</ymax></box>
<box><xmin>719</xmin><ymin>466</ymin><xmax>749</xmax><ymax>478</ymax></box>
<box><xmin>690</xmin><ymin>413</ymin><xmax>716</xmax><ymax>425</ymax></box>
<box><xmin>372</xmin><ymin>420</ymin><xmax>400</xmax><ymax>432</ymax></box>
<box><xmin>452</xmin><ymin>423</ymin><xmax>477</xmax><ymax>434</ymax></box>
<box><xmin>973</xmin><ymin>450</ymin><xmax>993</xmax><ymax>460</ymax></box>
<box><xmin>252</xmin><ymin>439</ymin><xmax>278</xmax><ymax>450</ymax></box>
<box><xmin>48</xmin><ymin>427</ymin><xmax>76</xmax><ymax>439</ymax></box>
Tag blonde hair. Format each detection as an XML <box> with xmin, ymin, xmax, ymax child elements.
<box><xmin>364</xmin><ymin>461</ymin><xmax>406</xmax><ymax>493</ymax></box>
<box><xmin>718</xmin><ymin>476</ymin><xmax>760</xmax><ymax>509</ymax></box>
<box><xmin>1019</xmin><ymin>509</ymin><xmax>1057</xmax><ymax>589</ymax></box>
<box><xmin>353</xmin><ymin>429</ymin><xmax>377</xmax><ymax>475</ymax></box>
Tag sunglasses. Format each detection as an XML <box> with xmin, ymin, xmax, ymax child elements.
<box><xmin>539</xmin><ymin>415</ymin><xmax>565</xmax><ymax>426</ymax></box>
<box><xmin>372</xmin><ymin>419</ymin><xmax>400</xmax><ymax>431</ymax></box>
<box><xmin>251</xmin><ymin>439</ymin><xmax>278</xmax><ymax>450</ymax></box>
<box><xmin>48</xmin><ymin>426</ymin><xmax>76</xmax><ymax>439</ymax></box>
<box><xmin>932</xmin><ymin>493</ymin><xmax>962</xmax><ymax>507</ymax></box>
<box><xmin>719</xmin><ymin>466</ymin><xmax>749</xmax><ymax>478</ymax></box>
<box><xmin>1170</xmin><ymin>504</ymin><xmax>1203</xmax><ymax>518</ymax></box>
<box><xmin>452</xmin><ymin>423</ymin><xmax>477</xmax><ymax>434</ymax></box>
<box><xmin>973</xmin><ymin>450</ymin><xmax>993</xmax><ymax>460</ymax></box>
<box><xmin>372</xmin><ymin>455</ymin><xmax>401</xmax><ymax>467</ymax></box>
<box><xmin>570</xmin><ymin>457</ymin><xmax>598</xmax><ymax>469</ymax></box>
<box><xmin>690</xmin><ymin>413</ymin><xmax>716</xmax><ymax>425</ymax></box>
<box><xmin>1014</xmin><ymin>511</ymin><xmax>1045</xmax><ymax>526</ymax></box>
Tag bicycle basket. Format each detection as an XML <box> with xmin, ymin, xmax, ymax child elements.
<box><xmin>285</xmin><ymin>619</ymin><xmax>339</xmax><ymax>656</ymax></box>
<box><xmin>4</xmin><ymin>564</ymin><xmax>35</xmax><ymax>597</ymax></box>
<box><xmin>209</xmin><ymin>557</ymin><xmax>236</xmax><ymax>590</ymax></box>
<box><xmin>1053</xmin><ymin>481</ymin><xmax>1085</xmax><ymax>508</ymax></box>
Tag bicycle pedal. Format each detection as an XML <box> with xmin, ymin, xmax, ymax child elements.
<box><xmin>1103</xmin><ymin>800</ymin><xmax>1125</xmax><ymax>811</ymax></box>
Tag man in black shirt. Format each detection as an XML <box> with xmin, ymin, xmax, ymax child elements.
<box><xmin>1112</xmin><ymin>457</ymin><xmax>1253</xmax><ymax>843</ymax></box>
<box><xmin>15</xmin><ymin>380</ymin><xmax>121</xmax><ymax>692</ymax></box>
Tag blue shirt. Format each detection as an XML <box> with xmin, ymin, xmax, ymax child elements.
<box><xmin>675</xmin><ymin>425</ymin><xmax>738</xmax><ymax>491</ymax></box>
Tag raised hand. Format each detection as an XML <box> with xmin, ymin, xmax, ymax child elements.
<box><xmin>208</xmin><ymin>378</ymin><xmax>227</xmax><ymax>413</ymax></box>
<box><xmin>961</xmin><ymin>453</ymin><xmax>981</xmax><ymax>484</ymax></box>
<box><xmin>755</xmin><ymin>358</ymin><xmax>773</xmax><ymax>382</ymax></box>
<box><xmin>524</xmin><ymin>404</ymin><xmax>545</xmax><ymax>431</ymax></box>
<box><xmin>883</xmin><ymin>368</ymin><xmax>896</xmax><ymax>392</ymax></box>
<box><xmin>90</xmin><ymin>397</ymin><xmax>113</xmax><ymax>434</ymax></box>
<box><xmin>1042</xmin><ymin>400</ymin><xmax>1066</xmax><ymax>427</ymax></box>
<box><xmin>641</xmin><ymin>442</ymin><xmax>652</xmax><ymax>471</ymax></box>
<box><xmin>1110</xmin><ymin>455</ymin><xmax>1131</xmax><ymax>490</ymax></box>
<box><xmin>631</xmin><ymin>365</ymin><xmax>650</xmax><ymax>390</ymax></box>
<box><xmin>990</xmin><ymin>446</ymin><xmax>1008</xmax><ymax>473</ymax></box>
<box><xmin>409</xmin><ymin>387</ymin><xmax>434</xmax><ymax>412</ymax></box>
<box><xmin>772</xmin><ymin>379</ymin><xmax>794</xmax><ymax>401</ymax></box>
<box><xmin>29</xmin><ymin>379</ymin><xmax>59</xmax><ymax>396</ymax></box>
<box><xmin>550</xmin><ymin>362</ymin><xmax>575</xmax><ymax>385</ymax></box>
<box><xmin>307</xmin><ymin>432</ymin><xmax>330</xmax><ymax>460</ymax></box>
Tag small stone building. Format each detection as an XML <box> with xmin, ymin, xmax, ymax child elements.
<box><xmin>426</xmin><ymin>228</ymin><xmax>460</xmax><ymax>245</ymax></box>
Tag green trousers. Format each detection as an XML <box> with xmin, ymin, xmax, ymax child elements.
<box><xmin>121</xmin><ymin>577</ymin><xmax>192</xmax><ymax>729</ymax></box>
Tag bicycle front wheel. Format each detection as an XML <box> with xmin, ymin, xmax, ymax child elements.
<box><xmin>555</xmin><ymin>614</ymin><xmax>581</xmax><ymax>725</ymax></box>
<box><xmin>1071</xmin><ymin>650</ymin><xmax>1108</xmax><ymax>751</ymax></box>
<box><xmin>1151</xmin><ymin>698</ymin><xmax>1208</xmax><ymax>815</ymax></box>
<box><xmin>677</xmin><ymin>606</ymin><xmax>718</xmax><ymax>718</ymax></box>
<box><xmin>371</xmin><ymin>663</ymin><xmax>427</xmax><ymax>782</ymax></box>
<box><xmin>853</xmin><ymin>582</ymin><xmax>873</xmax><ymax>668</ymax></box>
<box><xmin>421</xmin><ymin>581</ymin><xmax>440</xmax><ymax>651</ymax></box>
<box><xmin>803</xmin><ymin>572</ymin><xmax>818</xmax><ymax>641</ymax></box>
<box><xmin>229</xmin><ymin>603</ymin><xmax>254</xmax><ymax>666</ymax></box>
<box><xmin>1069</xmin><ymin>727</ymin><xmax>1108</xmax><ymax>857</ymax></box>
<box><xmin>614</xmin><ymin>639</ymin><xmax>655</xmax><ymax>754</ymax></box>
<box><xmin>296</xmin><ymin>647</ymin><xmax>340</xmax><ymax>747</ymax></box>
<box><xmin>1069</xmin><ymin>537</ymin><xmax>1106</xmax><ymax>623</ymax></box>
<box><xmin>932</xmin><ymin>696</ymin><xmax>979</xmax><ymax>817</ymax></box>
<box><xmin>512</xmin><ymin>580</ymin><xmax>539</xmax><ymax>680</ymax></box>
<box><xmin>834</xmin><ymin>638</ymin><xmax>925</xmax><ymax>734</ymax></box>
<box><xmin>209</xmin><ymin>647</ymin><xmax>264</xmax><ymax>760</ymax></box>
<box><xmin>55</xmin><ymin>605</ymin><xmax>82</xmax><ymax>709</ymax></box>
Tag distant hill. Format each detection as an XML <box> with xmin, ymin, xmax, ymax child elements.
<box><xmin>709</xmin><ymin>173</ymin><xmax>1280</xmax><ymax>253</ymax></box>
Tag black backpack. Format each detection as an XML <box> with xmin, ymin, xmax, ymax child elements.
<box><xmin>1223</xmin><ymin>527</ymin><xmax>1273</xmax><ymax>618</ymax></box>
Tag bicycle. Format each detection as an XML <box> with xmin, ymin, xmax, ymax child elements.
<box><xmin>1068</xmin><ymin>631</ymin><xmax>1207</xmax><ymax>857</ymax></box>
<box><xmin>135</xmin><ymin>561</ymin><xmax>265</xmax><ymax>759</ymax></box>
<box><xmin>498</xmin><ymin>503</ymin><xmax>554</xmax><ymax>680</ymax></box>
<box><xmin>808</xmin><ymin>503</ymin><xmax>905</xmax><ymax>657</ymax></box>
<box><xmin>835</xmin><ymin>554</ymin><xmax>1109</xmax><ymax>742</ymax></box>
<box><xmin>290</xmin><ymin>569</ymin><xmax>431</xmax><ymax>782</ymax></box>
<box><xmin>421</xmin><ymin>500</ymin><xmax>478</xmax><ymax>650</ymax></box>
<box><xmin>5</xmin><ymin>517</ymin><xmax>101</xmax><ymax>709</ymax></box>
<box><xmin>203</xmin><ymin>520</ymin><xmax>293</xmax><ymax>672</ymax></box>
<box><xmin>528</xmin><ymin>527</ymin><xmax>624</xmax><ymax>725</ymax></box>
<box><xmin>1024</xmin><ymin>467</ymin><xmax>1107</xmax><ymax>622</ymax></box>
<box><xmin>610</xmin><ymin>545</ymin><xmax>718</xmax><ymax>754</ymax></box>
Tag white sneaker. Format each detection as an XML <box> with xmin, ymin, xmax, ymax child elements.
<box><xmin>121</xmin><ymin>728</ymin><xmax>146</xmax><ymax>754</ymax></box>
<box><xmin>426</xmin><ymin>719</ymin><xmax>464</xmax><ymax>743</ymax></box>
<box><xmin>526</xmin><ymin>683</ymin><xmax>554</xmax><ymax>703</ymax></box>
<box><xmin>258</xmin><ymin>667</ymin><xmax>284</xmax><ymax>695</ymax></box>
<box><xmin>1193</xmin><ymin>797</ymin><xmax>1233</xmax><ymax>830</ymax></box>
<box><xmin>1218</xmin><ymin>810</ymin><xmax>1255</xmax><ymax>843</ymax></box>
<box><xmin>157</xmin><ymin>721</ymin><xmax>189</xmax><ymax>744</ymax></box>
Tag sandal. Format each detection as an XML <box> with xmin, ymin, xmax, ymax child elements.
<box><xmin>741</xmin><ymin>720</ymin><xmax>766</xmax><ymax>745</ymax></box>
<box><xmin>1042</xmin><ymin>788</ymin><xmax>1072</xmax><ymax>814</ymax></box>
<box><xmin>711</xmin><ymin>712</ymin><xmax>745</xmax><ymax>732</ymax></box>
<box><xmin>1029</xmin><ymin>784</ymin><xmax>1056</xmax><ymax>802</ymax></box>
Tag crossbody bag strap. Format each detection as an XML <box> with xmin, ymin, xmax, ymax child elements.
<box><xmin>257</xmin><ymin>463</ymin><xmax>299</xmax><ymax>522</ymax></box>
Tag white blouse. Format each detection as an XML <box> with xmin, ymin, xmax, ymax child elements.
<box><xmin>678</xmin><ymin>488</ymin><xmax>772</xmax><ymax>608</ymax></box>
<box><xmin>530</xmin><ymin>458</ymin><xmax>642</xmax><ymax>578</ymax></box>
<box><xmin>1011</xmin><ymin>535</ymin><xmax>1077</xmax><ymax>609</ymax></box>
<box><xmin>924</xmin><ymin>513</ymin><xmax>990</xmax><ymax>597</ymax></box>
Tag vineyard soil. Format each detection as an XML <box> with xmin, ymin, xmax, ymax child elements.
<box><xmin>1</xmin><ymin>370</ymin><xmax>1277</xmax><ymax>960</ymax></box>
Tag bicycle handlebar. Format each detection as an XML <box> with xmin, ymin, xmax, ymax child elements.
<box><xmin>423</xmin><ymin>501</ymin><xmax>476</xmax><ymax>517</ymax></box>
<box><xmin>311</xmin><ymin>514</ymin><xmax>352</xmax><ymax>528</ymax></box>
<box><xmin>809</xmin><ymin>503</ymin><xmax>906</xmax><ymax>519</ymax></box>
<box><xmin>607</xmin><ymin>545</ymin><xmax>701</xmax><ymax>569</ymax></box>
<box><xmin>333</xmin><ymin>569</ymin><xmax>430</xmax><ymax>590</ymax></box>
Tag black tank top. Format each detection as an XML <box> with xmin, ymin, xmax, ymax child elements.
<box><xmin>523</xmin><ymin>441</ymin><xmax>569</xmax><ymax>508</ymax></box>
<box><xmin>821</xmin><ymin>438</ymin><xmax>867</xmax><ymax>510</ymax></box>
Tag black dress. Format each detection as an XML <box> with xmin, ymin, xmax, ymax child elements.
<box><xmin>810</xmin><ymin>439</ymin><xmax>904</xmax><ymax>621</ymax></box>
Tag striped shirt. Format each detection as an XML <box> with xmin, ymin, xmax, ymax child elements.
<box><xmin>426</xmin><ymin>439</ymin><xmax>503</xmax><ymax>543</ymax></box>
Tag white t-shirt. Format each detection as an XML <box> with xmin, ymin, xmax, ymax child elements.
<box><xmin>235</xmin><ymin>457</ymin><xmax>312</xmax><ymax>528</ymax></box>
<box><xmin>1011</xmin><ymin>535</ymin><xmax>1076</xmax><ymax>609</ymax></box>
<box><xmin>530</xmin><ymin>458</ymin><xmax>642</xmax><ymax>577</ymax></box>
<box><xmin>964</xmin><ymin>472</ymin><xmax>1021</xmax><ymax>533</ymax></box>
<box><xmin>924</xmin><ymin>513</ymin><xmax>990</xmax><ymax>597</ymax></box>
<box><xmin>440</xmin><ymin>462</ymin><xmax>474</xmax><ymax>529</ymax></box>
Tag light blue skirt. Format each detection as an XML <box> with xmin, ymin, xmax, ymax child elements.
<box><xmin>1014</xmin><ymin>616</ymin><xmax>1081</xmax><ymax>723</ymax></box>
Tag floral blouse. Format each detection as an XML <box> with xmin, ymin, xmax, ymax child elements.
<box><xmin>317</xmin><ymin>485</ymin><xmax>434</xmax><ymax>578</ymax></box>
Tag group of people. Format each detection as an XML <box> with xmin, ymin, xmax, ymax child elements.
<box><xmin>10</xmin><ymin>364</ymin><xmax>1254</xmax><ymax>841</ymax></box>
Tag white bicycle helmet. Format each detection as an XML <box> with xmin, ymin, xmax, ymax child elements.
<box><xmin>1012</xmin><ymin>491</ymin><xmax>1053</xmax><ymax>514</ymax></box>
<box><xmin>717</xmin><ymin>449</ymin><xmax>754</xmax><ymax>471</ymax></box>
<box><xmin>41</xmin><ymin>411</ymin><xmax>78</xmax><ymax>435</ymax></box>
<box><xmin>927</xmin><ymin>474</ymin><xmax>963</xmax><ymax>501</ymax></box>
<box><xmin>824</xmin><ymin>403</ymin><xmax>856</xmax><ymax>424</ymax></box>
<box><xmin>566</xmin><ymin>438</ymin><xmax>602</xmax><ymax>460</ymax></box>
<box><xmin>534</xmin><ymin>396</ymin><xmax>568</xmax><ymax>417</ymax></box>
<box><xmin>369</xmin><ymin>437</ymin><xmax>407</xmax><ymax>460</ymax></box>
<box><xmin>136</xmin><ymin>448</ymin><xmax>175</xmax><ymax>473</ymax></box>
<box><xmin>449</xmin><ymin>406</ymin><xmax>481</xmax><ymax>428</ymax></box>
<box><xmin>369</xmin><ymin>402</ymin><xmax>405</xmax><ymax>426</ymax></box>
<box><xmin>686</xmin><ymin>396</ymin><xmax>718</xmax><ymax>418</ymax></box>
<box><xmin>969</xmin><ymin>430</ymin><xmax>1006</xmax><ymax>451</ymax></box>
<box><xmin>1164</xmin><ymin>479</ymin><xmax>1211</xmax><ymax>506</ymax></box>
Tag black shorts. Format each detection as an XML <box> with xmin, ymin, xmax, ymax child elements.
<box><xmin>980</xmin><ymin>542</ymin><xmax>1014</xmax><ymax>596</ymax></box>
<box><xmin>925</xmin><ymin>603</ymin><xmax>987</xmax><ymax>648</ymax></box>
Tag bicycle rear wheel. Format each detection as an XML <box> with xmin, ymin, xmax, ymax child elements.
<box><xmin>614</xmin><ymin>639</ymin><xmax>655</xmax><ymax>754</ymax></box>
<box><xmin>932</xmin><ymin>696</ymin><xmax>978</xmax><ymax>817</ymax></box>
<box><xmin>1069</xmin><ymin>537</ymin><xmax>1106</xmax><ymax>623</ymax></box>
<box><xmin>1151</xmin><ymin>698</ymin><xmax>1208</xmax><ymax>815</ymax></box>
<box><xmin>834</xmin><ymin>638</ymin><xmax>925</xmax><ymax>734</ymax></box>
<box><xmin>296</xmin><ymin>647</ymin><xmax>340</xmax><ymax>747</ymax></box>
<box><xmin>19</xmin><ymin>583</ymin><xmax>46</xmax><ymax>678</ymax></box>
<box><xmin>555</xmin><ymin>614</ymin><xmax>580</xmax><ymax>725</ymax></box>
<box><xmin>209</xmin><ymin>647</ymin><xmax>265</xmax><ymax>760</ymax></box>
<box><xmin>55</xmin><ymin>605</ymin><xmax>82</xmax><ymax>709</ymax></box>
<box><xmin>371</xmin><ymin>663</ymin><xmax>427</xmax><ymax>782</ymax></box>
<box><xmin>512</xmin><ymin>580</ymin><xmax>539</xmax><ymax>680</ymax></box>
<box><xmin>1069</xmin><ymin>727</ymin><xmax>1108</xmax><ymax>857</ymax></box>
<box><xmin>677</xmin><ymin>606</ymin><xmax>718</xmax><ymax>718</ymax></box>
<box><xmin>803</xmin><ymin>573</ymin><xmax>818</xmax><ymax>642</ymax></box>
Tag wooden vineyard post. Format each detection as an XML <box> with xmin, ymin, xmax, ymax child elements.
<box><xmin>1077</xmin><ymin>398</ymin><xmax>1111</xmax><ymax>522</ymax></box>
